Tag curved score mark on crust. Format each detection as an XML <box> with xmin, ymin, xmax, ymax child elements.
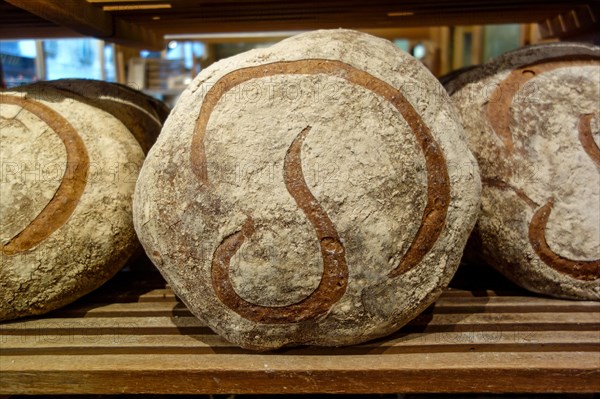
<box><xmin>528</xmin><ymin>199</ymin><xmax>600</xmax><ymax>281</ymax></box>
<box><xmin>578</xmin><ymin>113</ymin><xmax>600</xmax><ymax>168</ymax></box>
<box><xmin>1</xmin><ymin>95</ymin><xmax>89</xmax><ymax>255</ymax></box>
<box><xmin>486</xmin><ymin>56</ymin><xmax>600</xmax><ymax>153</ymax></box>
<box><xmin>191</xmin><ymin>59</ymin><xmax>450</xmax><ymax>323</ymax></box>
<box><xmin>211</xmin><ymin>126</ymin><xmax>349</xmax><ymax>323</ymax></box>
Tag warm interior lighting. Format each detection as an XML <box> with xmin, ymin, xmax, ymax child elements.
<box><xmin>103</xmin><ymin>4</ymin><xmax>172</xmax><ymax>11</ymax></box>
<box><xmin>388</xmin><ymin>11</ymin><xmax>415</xmax><ymax>17</ymax></box>
<box><xmin>165</xmin><ymin>31</ymin><xmax>308</xmax><ymax>40</ymax></box>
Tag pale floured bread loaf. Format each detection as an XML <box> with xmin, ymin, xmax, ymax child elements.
<box><xmin>28</xmin><ymin>79</ymin><xmax>170</xmax><ymax>153</ymax></box>
<box><xmin>0</xmin><ymin>84</ymin><xmax>145</xmax><ymax>320</ymax></box>
<box><xmin>134</xmin><ymin>29</ymin><xmax>481</xmax><ymax>349</ymax></box>
<box><xmin>446</xmin><ymin>43</ymin><xmax>600</xmax><ymax>300</ymax></box>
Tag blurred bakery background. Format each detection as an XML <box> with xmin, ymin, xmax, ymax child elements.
<box><xmin>1</xmin><ymin>1</ymin><xmax>598</xmax><ymax>108</ymax></box>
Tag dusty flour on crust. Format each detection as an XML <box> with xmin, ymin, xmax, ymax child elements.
<box><xmin>446</xmin><ymin>42</ymin><xmax>600</xmax><ymax>300</ymax></box>
<box><xmin>134</xmin><ymin>29</ymin><xmax>481</xmax><ymax>349</ymax></box>
<box><xmin>0</xmin><ymin>85</ymin><xmax>145</xmax><ymax>320</ymax></box>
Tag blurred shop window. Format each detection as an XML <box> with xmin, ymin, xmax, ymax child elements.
<box><xmin>483</xmin><ymin>24</ymin><xmax>521</xmax><ymax>62</ymax></box>
<box><xmin>412</xmin><ymin>43</ymin><xmax>427</xmax><ymax>60</ymax></box>
<box><xmin>165</xmin><ymin>41</ymin><xmax>205</xmax><ymax>70</ymax></box>
<box><xmin>133</xmin><ymin>41</ymin><xmax>206</xmax><ymax>108</ymax></box>
<box><xmin>140</xmin><ymin>50</ymin><xmax>162</xmax><ymax>59</ymax></box>
<box><xmin>393</xmin><ymin>39</ymin><xmax>410</xmax><ymax>53</ymax></box>
<box><xmin>0</xmin><ymin>40</ymin><xmax>38</xmax><ymax>88</ymax></box>
<box><xmin>43</xmin><ymin>38</ymin><xmax>116</xmax><ymax>82</ymax></box>
<box><xmin>103</xmin><ymin>43</ymin><xmax>117</xmax><ymax>82</ymax></box>
<box><xmin>44</xmin><ymin>38</ymin><xmax>103</xmax><ymax>80</ymax></box>
<box><xmin>462</xmin><ymin>32</ymin><xmax>473</xmax><ymax>66</ymax></box>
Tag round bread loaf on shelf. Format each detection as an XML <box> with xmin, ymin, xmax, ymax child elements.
<box><xmin>134</xmin><ymin>29</ymin><xmax>481</xmax><ymax>350</ymax></box>
<box><xmin>445</xmin><ymin>43</ymin><xmax>600</xmax><ymax>300</ymax></box>
<box><xmin>0</xmin><ymin>83</ymin><xmax>147</xmax><ymax>321</ymax></box>
<box><xmin>28</xmin><ymin>79</ymin><xmax>170</xmax><ymax>153</ymax></box>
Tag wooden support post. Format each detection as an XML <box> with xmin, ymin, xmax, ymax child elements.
<box><xmin>452</xmin><ymin>27</ymin><xmax>464</xmax><ymax>70</ymax></box>
<box><xmin>471</xmin><ymin>26</ymin><xmax>483</xmax><ymax>66</ymax></box>
<box><xmin>439</xmin><ymin>27</ymin><xmax>450</xmax><ymax>76</ymax></box>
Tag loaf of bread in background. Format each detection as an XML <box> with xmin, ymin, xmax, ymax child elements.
<box><xmin>133</xmin><ymin>29</ymin><xmax>481</xmax><ymax>350</ymax></box>
<box><xmin>27</xmin><ymin>79</ymin><xmax>170</xmax><ymax>153</ymax></box>
<box><xmin>445</xmin><ymin>43</ymin><xmax>600</xmax><ymax>300</ymax></box>
<box><xmin>0</xmin><ymin>81</ymin><xmax>165</xmax><ymax>320</ymax></box>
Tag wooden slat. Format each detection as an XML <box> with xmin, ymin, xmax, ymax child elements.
<box><xmin>2</xmin><ymin>312</ymin><xmax>597</xmax><ymax>335</ymax></box>
<box><xmin>1</xmin><ymin>352</ymin><xmax>599</xmax><ymax>394</ymax></box>
<box><xmin>2</xmin><ymin>330</ymin><xmax>598</xmax><ymax>352</ymax></box>
<box><xmin>27</xmin><ymin>295</ymin><xmax>600</xmax><ymax>318</ymax></box>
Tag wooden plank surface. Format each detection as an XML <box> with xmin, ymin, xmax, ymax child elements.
<box><xmin>1</xmin><ymin>264</ymin><xmax>599</xmax><ymax>394</ymax></box>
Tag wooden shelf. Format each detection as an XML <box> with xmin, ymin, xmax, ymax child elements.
<box><xmin>1</xmin><ymin>0</ymin><xmax>598</xmax><ymax>49</ymax></box>
<box><xmin>1</xmin><ymin>260</ymin><xmax>599</xmax><ymax>395</ymax></box>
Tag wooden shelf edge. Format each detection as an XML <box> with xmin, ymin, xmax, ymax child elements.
<box><xmin>1</xmin><ymin>365</ymin><xmax>599</xmax><ymax>394</ymax></box>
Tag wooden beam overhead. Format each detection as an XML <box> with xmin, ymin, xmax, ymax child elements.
<box><xmin>0</xmin><ymin>26</ymin><xmax>84</xmax><ymax>39</ymax></box>
<box><xmin>538</xmin><ymin>4</ymin><xmax>600</xmax><ymax>38</ymax></box>
<box><xmin>1</xmin><ymin>0</ymin><xmax>596</xmax><ymax>46</ymax></box>
<box><xmin>5</xmin><ymin>0</ymin><xmax>113</xmax><ymax>37</ymax></box>
<box><xmin>132</xmin><ymin>9</ymin><xmax>569</xmax><ymax>36</ymax></box>
<box><xmin>4</xmin><ymin>0</ymin><xmax>165</xmax><ymax>50</ymax></box>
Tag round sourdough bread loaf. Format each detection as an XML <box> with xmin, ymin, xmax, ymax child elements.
<box><xmin>28</xmin><ymin>79</ymin><xmax>170</xmax><ymax>153</ymax></box>
<box><xmin>445</xmin><ymin>43</ymin><xmax>600</xmax><ymax>300</ymax></box>
<box><xmin>0</xmin><ymin>84</ymin><xmax>145</xmax><ymax>320</ymax></box>
<box><xmin>134</xmin><ymin>29</ymin><xmax>481</xmax><ymax>349</ymax></box>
